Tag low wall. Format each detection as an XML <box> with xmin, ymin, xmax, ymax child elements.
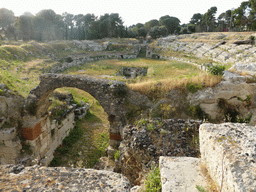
<box><xmin>200</xmin><ymin>123</ymin><xmax>256</xmax><ymax>191</ymax></box>
<box><xmin>45</xmin><ymin>53</ymin><xmax>138</xmax><ymax>73</ymax></box>
<box><xmin>23</xmin><ymin>112</ymin><xmax>75</xmax><ymax>165</ymax></box>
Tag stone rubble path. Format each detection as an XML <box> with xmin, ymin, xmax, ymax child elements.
<box><xmin>0</xmin><ymin>164</ymin><xmax>131</xmax><ymax>191</ymax></box>
<box><xmin>159</xmin><ymin>156</ymin><xmax>207</xmax><ymax>192</ymax></box>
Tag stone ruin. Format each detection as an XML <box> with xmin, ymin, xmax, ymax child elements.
<box><xmin>116</xmin><ymin>67</ymin><xmax>148</xmax><ymax>79</ymax></box>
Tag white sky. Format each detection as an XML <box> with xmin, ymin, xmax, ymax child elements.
<box><xmin>1</xmin><ymin>0</ymin><xmax>245</xmax><ymax>26</ymax></box>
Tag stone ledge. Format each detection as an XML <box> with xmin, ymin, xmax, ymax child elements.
<box><xmin>0</xmin><ymin>164</ymin><xmax>131</xmax><ymax>191</ymax></box>
<box><xmin>159</xmin><ymin>157</ymin><xmax>207</xmax><ymax>192</ymax></box>
<box><xmin>200</xmin><ymin>123</ymin><xmax>256</xmax><ymax>192</ymax></box>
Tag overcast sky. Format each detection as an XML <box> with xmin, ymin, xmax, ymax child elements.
<box><xmin>1</xmin><ymin>0</ymin><xmax>245</xmax><ymax>26</ymax></box>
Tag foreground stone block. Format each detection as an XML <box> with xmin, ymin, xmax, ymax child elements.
<box><xmin>0</xmin><ymin>165</ymin><xmax>131</xmax><ymax>191</ymax></box>
<box><xmin>159</xmin><ymin>157</ymin><xmax>207</xmax><ymax>192</ymax></box>
<box><xmin>200</xmin><ymin>123</ymin><xmax>256</xmax><ymax>192</ymax></box>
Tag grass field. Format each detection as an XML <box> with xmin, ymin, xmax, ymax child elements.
<box><xmin>64</xmin><ymin>58</ymin><xmax>222</xmax><ymax>100</ymax></box>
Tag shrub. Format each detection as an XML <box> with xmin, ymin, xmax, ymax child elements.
<box><xmin>146</xmin><ymin>123</ymin><xmax>154</xmax><ymax>131</ymax></box>
<box><xmin>151</xmin><ymin>53</ymin><xmax>160</xmax><ymax>59</ymax></box>
<box><xmin>207</xmin><ymin>65</ymin><xmax>225</xmax><ymax>76</ymax></box>
<box><xmin>49</xmin><ymin>156</ymin><xmax>62</xmax><ymax>167</ymax></box>
<box><xmin>145</xmin><ymin>166</ymin><xmax>162</xmax><ymax>192</ymax></box>
<box><xmin>187</xmin><ymin>83</ymin><xmax>203</xmax><ymax>93</ymax></box>
<box><xmin>114</xmin><ymin>150</ymin><xmax>120</xmax><ymax>160</ymax></box>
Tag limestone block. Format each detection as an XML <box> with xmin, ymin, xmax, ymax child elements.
<box><xmin>0</xmin><ymin>127</ymin><xmax>17</xmax><ymax>140</ymax></box>
<box><xmin>200</xmin><ymin>123</ymin><xmax>256</xmax><ymax>192</ymax></box>
<box><xmin>159</xmin><ymin>157</ymin><xmax>207</xmax><ymax>192</ymax></box>
<box><xmin>200</xmin><ymin>103</ymin><xmax>220</xmax><ymax>119</ymax></box>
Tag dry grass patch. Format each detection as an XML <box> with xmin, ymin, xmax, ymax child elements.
<box><xmin>129</xmin><ymin>73</ymin><xmax>222</xmax><ymax>100</ymax></box>
<box><xmin>200</xmin><ymin>163</ymin><xmax>220</xmax><ymax>192</ymax></box>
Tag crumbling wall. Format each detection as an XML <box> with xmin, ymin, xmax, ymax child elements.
<box><xmin>117</xmin><ymin>119</ymin><xmax>202</xmax><ymax>185</ymax></box>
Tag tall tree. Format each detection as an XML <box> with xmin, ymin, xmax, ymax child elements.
<box><xmin>233</xmin><ymin>1</ymin><xmax>250</xmax><ymax>30</ymax></box>
<box><xmin>190</xmin><ymin>13</ymin><xmax>202</xmax><ymax>32</ymax></box>
<box><xmin>145</xmin><ymin>19</ymin><xmax>159</xmax><ymax>31</ymax></box>
<box><xmin>159</xmin><ymin>15</ymin><xmax>180</xmax><ymax>34</ymax></box>
<box><xmin>202</xmin><ymin>6</ymin><xmax>217</xmax><ymax>32</ymax></box>
<box><xmin>0</xmin><ymin>8</ymin><xmax>16</xmax><ymax>40</ymax></box>
<box><xmin>17</xmin><ymin>14</ymin><xmax>34</xmax><ymax>41</ymax></box>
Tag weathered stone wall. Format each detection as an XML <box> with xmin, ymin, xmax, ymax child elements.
<box><xmin>0</xmin><ymin>128</ymin><xmax>22</xmax><ymax>164</ymax></box>
<box><xmin>0</xmin><ymin>84</ymin><xmax>24</xmax><ymax>128</ymax></box>
<box><xmin>24</xmin><ymin>112</ymin><xmax>75</xmax><ymax>166</ymax></box>
<box><xmin>44</xmin><ymin>53</ymin><xmax>138</xmax><ymax>73</ymax></box>
<box><xmin>200</xmin><ymin>123</ymin><xmax>256</xmax><ymax>191</ymax></box>
<box><xmin>117</xmin><ymin>119</ymin><xmax>203</xmax><ymax>185</ymax></box>
<box><xmin>0</xmin><ymin>110</ymin><xmax>75</xmax><ymax>166</ymax></box>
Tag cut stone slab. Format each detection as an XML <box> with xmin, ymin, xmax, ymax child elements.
<box><xmin>200</xmin><ymin>123</ymin><xmax>256</xmax><ymax>192</ymax></box>
<box><xmin>159</xmin><ymin>156</ymin><xmax>207</xmax><ymax>192</ymax></box>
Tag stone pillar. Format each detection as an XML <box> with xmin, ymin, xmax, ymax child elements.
<box><xmin>107</xmin><ymin>115</ymin><xmax>123</xmax><ymax>159</ymax></box>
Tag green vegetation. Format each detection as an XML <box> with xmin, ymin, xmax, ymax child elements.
<box><xmin>65</xmin><ymin>58</ymin><xmax>221</xmax><ymax>101</ymax></box>
<box><xmin>196</xmin><ymin>185</ymin><xmax>209</xmax><ymax>192</ymax></box>
<box><xmin>187</xmin><ymin>105</ymin><xmax>209</xmax><ymax>121</ymax></box>
<box><xmin>207</xmin><ymin>65</ymin><xmax>225</xmax><ymax>76</ymax></box>
<box><xmin>217</xmin><ymin>98</ymin><xmax>253</xmax><ymax>123</ymax></box>
<box><xmin>144</xmin><ymin>166</ymin><xmax>162</xmax><ymax>192</ymax></box>
<box><xmin>114</xmin><ymin>150</ymin><xmax>120</xmax><ymax>160</ymax></box>
<box><xmin>20</xmin><ymin>143</ymin><xmax>32</xmax><ymax>155</ymax></box>
<box><xmin>48</xmin><ymin>88</ymin><xmax>109</xmax><ymax>168</ymax></box>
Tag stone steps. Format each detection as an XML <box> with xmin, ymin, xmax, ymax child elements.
<box><xmin>159</xmin><ymin>156</ymin><xmax>207</xmax><ymax>192</ymax></box>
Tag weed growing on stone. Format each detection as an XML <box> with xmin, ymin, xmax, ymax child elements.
<box><xmin>114</xmin><ymin>150</ymin><xmax>120</xmax><ymax>160</ymax></box>
<box><xmin>200</xmin><ymin>164</ymin><xmax>219</xmax><ymax>192</ymax></box>
<box><xmin>144</xmin><ymin>166</ymin><xmax>162</xmax><ymax>192</ymax></box>
<box><xmin>196</xmin><ymin>185</ymin><xmax>209</xmax><ymax>192</ymax></box>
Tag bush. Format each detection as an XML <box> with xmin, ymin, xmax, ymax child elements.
<box><xmin>151</xmin><ymin>53</ymin><xmax>160</xmax><ymax>59</ymax></box>
<box><xmin>207</xmin><ymin>65</ymin><xmax>225</xmax><ymax>76</ymax></box>
<box><xmin>187</xmin><ymin>83</ymin><xmax>203</xmax><ymax>93</ymax></box>
<box><xmin>114</xmin><ymin>150</ymin><xmax>120</xmax><ymax>160</ymax></box>
<box><xmin>145</xmin><ymin>166</ymin><xmax>162</xmax><ymax>192</ymax></box>
<box><xmin>49</xmin><ymin>156</ymin><xmax>62</xmax><ymax>167</ymax></box>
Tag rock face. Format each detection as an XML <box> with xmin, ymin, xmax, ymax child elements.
<box><xmin>159</xmin><ymin>157</ymin><xmax>207</xmax><ymax>192</ymax></box>
<box><xmin>0</xmin><ymin>164</ymin><xmax>131</xmax><ymax>191</ymax></box>
<box><xmin>200</xmin><ymin>123</ymin><xmax>256</xmax><ymax>192</ymax></box>
<box><xmin>117</xmin><ymin>119</ymin><xmax>203</xmax><ymax>185</ymax></box>
<box><xmin>188</xmin><ymin>77</ymin><xmax>256</xmax><ymax>124</ymax></box>
<box><xmin>0</xmin><ymin>84</ymin><xmax>24</xmax><ymax>128</ymax></box>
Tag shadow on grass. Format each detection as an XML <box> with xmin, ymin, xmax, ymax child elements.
<box><xmin>84</xmin><ymin>110</ymin><xmax>102</xmax><ymax>123</ymax></box>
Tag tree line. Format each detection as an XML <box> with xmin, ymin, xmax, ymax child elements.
<box><xmin>190</xmin><ymin>0</ymin><xmax>256</xmax><ymax>33</ymax></box>
<box><xmin>1</xmin><ymin>1</ymin><xmax>256</xmax><ymax>42</ymax></box>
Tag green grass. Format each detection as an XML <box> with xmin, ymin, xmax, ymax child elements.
<box><xmin>49</xmin><ymin>88</ymin><xmax>109</xmax><ymax>168</ymax></box>
<box><xmin>144</xmin><ymin>166</ymin><xmax>162</xmax><ymax>192</ymax></box>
